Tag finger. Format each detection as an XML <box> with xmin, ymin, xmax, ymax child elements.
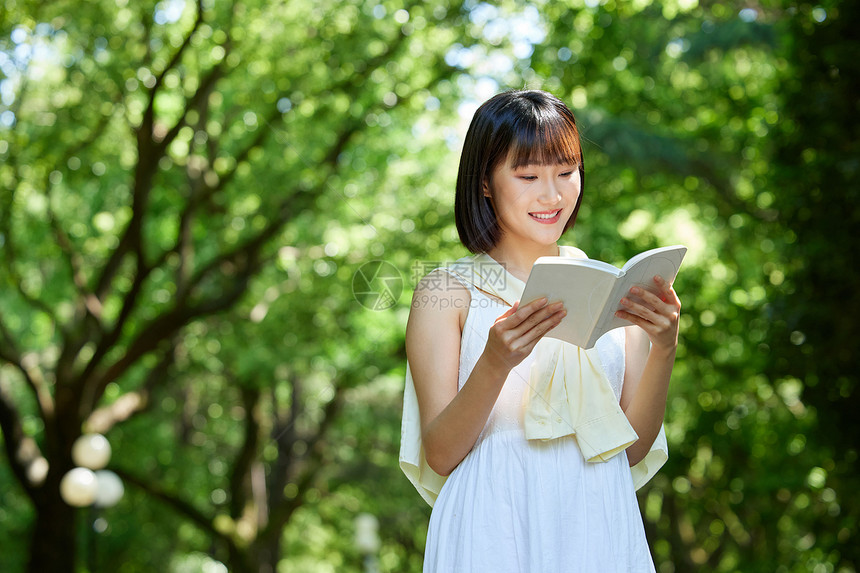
<box><xmin>508</xmin><ymin>301</ymin><xmax>564</xmax><ymax>339</ymax></box>
<box><xmin>504</xmin><ymin>297</ymin><xmax>550</xmax><ymax>328</ymax></box>
<box><xmin>516</xmin><ymin>297</ymin><xmax>549</xmax><ymax>316</ymax></box>
<box><xmin>630</xmin><ymin>284</ymin><xmax>678</xmax><ymax>313</ymax></box>
<box><xmin>619</xmin><ymin>295</ymin><xmax>672</xmax><ymax>327</ymax></box>
<box><xmin>615</xmin><ymin>308</ymin><xmax>669</xmax><ymax>335</ymax></box>
<box><xmin>518</xmin><ymin>308</ymin><xmax>566</xmax><ymax>347</ymax></box>
<box><xmin>616</xmin><ymin>308</ymin><xmax>679</xmax><ymax>351</ymax></box>
<box><xmin>652</xmin><ymin>275</ymin><xmax>680</xmax><ymax>306</ymax></box>
<box><xmin>655</xmin><ymin>276</ymin><xmax>682</xmax><ymax>308</ymax></box>
<box><xmin>614</xmin><ymin>313</ymin><xmax>666</xmax><ymax>345</ymax></box>
<box><xmin>614</xmin><ymin>309</ymin><xmax>643</xmax><ymax>327</ymax></box>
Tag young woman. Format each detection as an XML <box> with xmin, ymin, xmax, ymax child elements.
<box><xmin>400</xmin><ymin>90</ymin><xmax>680</xmax><ymax>571</ymax></box>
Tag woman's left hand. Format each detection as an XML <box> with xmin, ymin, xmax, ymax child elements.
<box><xmin>615</xmin><ymin>275</ymin><xmax>681</xmax><ymax>353</ymax></box>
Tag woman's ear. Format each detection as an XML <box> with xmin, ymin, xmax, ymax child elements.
<box><xmin>482</xmin><ymin>178</ymin><xmax>491</xmax><ymax>198</ymax></box>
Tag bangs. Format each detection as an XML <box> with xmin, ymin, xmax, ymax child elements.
<box><xmin>507</xmin><ymin>111</ymin><xmax>581</xmax><ymax>169</ymax></box>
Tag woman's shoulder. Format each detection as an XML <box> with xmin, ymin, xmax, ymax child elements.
<box><xmin>409</xmin><ymin>268</ymin><xmax>471</xmax><ymax>328</ymax></box>
<box><xmin>412</xmin><ymin>253</ymin><xmax>483</xmax><ymax>301</ymax></box>
<box><xmin>414</xmin><ymin>266</ymin><xmax>470</xmax><ymax>292</ymax></box>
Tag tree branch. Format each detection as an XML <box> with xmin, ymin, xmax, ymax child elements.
<box><xmin>2</xmin><ymin>260</ymin><xmax>62</xmax><ymax>327</ymax></box>
<box><xmin>72</xmin><ymin>251</ymin><xmax>166</xmax><ymax>396</ymax></box>
<box><xmin>48</xmin><ymin>93</ymin><xmax>126</xmax><ymax>386</ymax></box>
<box><xmin>0</xmin><ymin>372</ymin><xmax>42</xmax><ymax>499</ymax></box>
<box><xmin>155</xmin><ymin>60</ymin><xmax>226</xmax><ymax>157</ymax></box>
<box><xmin>113</xmin><ymin>466</ymin><xmax>235</xmax><ymax>550</ymax></box>
<box><xmin>76</xmin><ymin>308</ymin><xmax>184</xmax><ymax>415</ymax></box>
<box><xmin>80</xmin><ymin>197</ymin><xmax>293</xmax><ymax>410</ymax></box>
<box><xmin>171</xmin><ymin>56</ymin><xmax>234</xmax><ymax>298</ymax></box>
<box><xmin>265</xmin><ymin>377</ymin><xmax>301</xmax><ymax>512</ymax></box>
<box><xmin>92</xmin><ymin>4</ymin><xmax>219</xmax><ymax>306</ymax></box>
<box><xmin>581</xmin><ymin>112</ymin><xmax>769</xmax><ymax>222</ymax></box>
<box><xmin>0</xmin><ymin>320</ymin><xmax>54</xmax><ymax>419</ymax></box>
<box><xmin>260</xmin><ymin>385</ymin><xmax>345</xmax><ymax>542</ymax></box>
<box><xmin>664</xmin><ymin>490</ymin><xmax>695</xmax><ymax>570</ymax></box>
<box><xmin>47</xmin><ymin>204</ymin><xmax>104</xmax><ymax>321</ymax></box>
<box><xmin>83</xmin><ymin>344</ymin><xmax>174</xmax><ymax>434</ymax></box>
<box><xmin>181</xmin><ymin>190</ymin><xmax>313</xmax><ymax>315</ymax></box>
<box><xmin>151</xmin><ymin>0</ymin><xmax>205</xmax><ymax>95</ymax></box>
<box><xmin>43</xmin><ymin>93</ymin><xmax>120</xmax><ymax>322</ymax></box>
<box><xmin>228</xmin><ymin>386</ymin><xmax>261</xmax><ymax>520</ymax></box>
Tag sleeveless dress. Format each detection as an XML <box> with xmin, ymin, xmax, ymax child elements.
<box><xmin>422</xmin><ymin>270</ymin><xmax>656</xmax><ymax>573</ymax></box>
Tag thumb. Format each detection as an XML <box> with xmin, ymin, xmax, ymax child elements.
<box><xmin>495</xmin><ymin>301</ymin><xmax>519</xmax><ymax>324</ymax></box>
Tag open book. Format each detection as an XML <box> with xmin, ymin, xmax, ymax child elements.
<box><xmin>520</xmin><ymin>245</ymin><xmax>687</xmax><ymax>349</ymax></box>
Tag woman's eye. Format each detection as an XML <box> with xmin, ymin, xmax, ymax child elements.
<box><xmin>520</xmin><ymin>176</ymin><xmax>537</xmax><ymax>181</ymax></box>
<box><xmin>559</xmin><ymin>171</ymin><xmax>574</xmax><ymax>177</ymax></box>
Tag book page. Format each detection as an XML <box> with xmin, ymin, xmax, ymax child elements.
<box><xmin>521</xmin><ymin>261</ymin><xmax>619</xmax><ymax>347</ymax></box>
<box><xmin>597</xmin><ymin>246</ymin><xmax>686</xmax><ymax>334</ymax></box>
<box><xmin>621</xmin><ymin>247</ymin><xmax>685</xmax><ymax>297</ymax></box>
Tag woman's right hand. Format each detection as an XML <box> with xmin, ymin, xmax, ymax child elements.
<box><xmin>482</xmin><ymin>297</ymin><xmax>566</xmax><ymax>373</ymax></box>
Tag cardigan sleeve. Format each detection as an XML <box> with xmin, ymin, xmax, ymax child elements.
<box><xmin>630</xmin><ymin>424</ymin><xmax>668</xmax><ymax>490</ymax></box>
<box><xmin>399</xmin><ymin>361</ymin><xmax>447</xmax><ymax>506</ymax></box>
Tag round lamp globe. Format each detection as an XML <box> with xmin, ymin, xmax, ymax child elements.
<box><xmin>94</xmin><ymin>470</ymin><xmax>125</xmax><ymax>508</ymax></box>
<box><xmin>60</xmin><ymin>467</ymin><xmax>98</xmax><ymax>507</ymax></box>
<box><xmin>72</xmin><ymin>434</ymin><xmax>112</xmax><ymax>470</ymax></box>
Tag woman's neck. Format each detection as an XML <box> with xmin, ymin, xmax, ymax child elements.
<box><xmin>486</xmin><ymin>240</ymin><xmax>560</xmax><ymax>283</ymax></box>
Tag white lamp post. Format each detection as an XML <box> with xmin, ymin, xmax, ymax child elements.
<box><xmin>355</xmin><ymin>513</ymin><xmax>380</xmax><ymax>573</ymax></box>
<box><xmin>60</xmin><ymin>433</ymin><xmax>124</xmax><ymax>572</ymax></box>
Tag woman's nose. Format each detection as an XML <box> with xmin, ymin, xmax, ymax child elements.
<box><xmin>538</xmin><ymin>179</ymin><xmax>561</xmax><ymax>203</ymax></box>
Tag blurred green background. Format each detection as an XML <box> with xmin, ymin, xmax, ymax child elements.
<box><xmin>1</xmin><ymin>0</ymin><xmax>857</xmax><ymax>571</ymax></box>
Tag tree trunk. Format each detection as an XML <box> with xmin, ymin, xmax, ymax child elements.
<box><xmin>27</xmin><ymin>386</ymin><xmax>82</xmax><ymax>573</ymax></box>
<box><xmin>28</xmin><ymin>488</ymin><xmax>78</xmax><ymax>573</ymax></box>
<box><xmin>259</xmin><ymin>535</ymin><xmax>281</xmax><ymax>573</ymax></box>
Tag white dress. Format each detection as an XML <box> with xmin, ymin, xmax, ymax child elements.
<box><xmin>423</xmin><ymin>271</ymin><xmax>656</xmax><ymax>573</ymax></box>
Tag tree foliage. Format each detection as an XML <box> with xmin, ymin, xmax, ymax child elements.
<box><xmin>1</xmin><ymin>0</ymin><xmax>470</xmax><ymax>570</ymax></box>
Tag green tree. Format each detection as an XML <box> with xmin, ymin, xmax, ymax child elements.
<box><xmin>764</xmin><ymin>1</ymin><xmax>859</xmax><ymax>569</ymax></box>
<box><xmin>0</xmin><ymin>0</ymin><xmax>471</xmax><ymax>571</ymax></box>
<box><xmin>525</xmin><ymin>1</ymin><xmax>857</xmax><ymax>570</ymax></box>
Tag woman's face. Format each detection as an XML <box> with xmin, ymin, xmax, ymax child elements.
<box><xmin>484</xmin><ymin>155</ymin><xmax>581</xmax><ymax>249</ymax></box>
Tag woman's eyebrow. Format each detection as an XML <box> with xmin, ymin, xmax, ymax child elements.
<box><xmin>511</xmin><ymin>162</ymin><xmax>579</xmax><ymax>169</ymax></box>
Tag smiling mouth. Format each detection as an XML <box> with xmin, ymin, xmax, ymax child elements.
<box><xmin>529</xmin><ymin>209</ymin><xmax>563</xmax><ymax>222</ymax></box>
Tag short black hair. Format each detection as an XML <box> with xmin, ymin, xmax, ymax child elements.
<box><xmin>454</xmin><ymin>90</ymin><xmax>584</xmax><ymax>253</ymax></box>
